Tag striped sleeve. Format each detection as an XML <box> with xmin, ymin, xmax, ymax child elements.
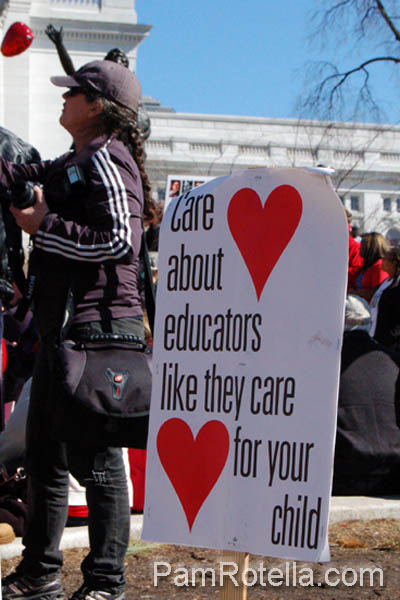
<box><xmin>34</xmin><ymin>146</ymin><xmax>141</xmax><ymax>263</ymax></box>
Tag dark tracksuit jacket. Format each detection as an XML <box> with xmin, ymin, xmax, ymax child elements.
<box><xmin>0</xmin><ymin>132</ymin><xmax>143</xmax><ymax>339</ymax></box>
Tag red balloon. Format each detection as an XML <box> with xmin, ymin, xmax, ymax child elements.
<box><xmin>1</xmin><ymin>22</ymin><xmax>34</xmax><ymax>57</ymax></box>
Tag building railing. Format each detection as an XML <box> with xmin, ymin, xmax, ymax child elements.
<box><xmin>50</xmin><ymin>0</ymin><xmax>101</xmax><ymax>8</ymax></box>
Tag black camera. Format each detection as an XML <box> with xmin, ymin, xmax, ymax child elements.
<box><xmin>8</xmin><ymin>166</ymin><xmax>87</xmax><ymax>212</ymax></box>
<box><xmin>8</xmin><ymin>181</ymin><xmax>36</xmax><ymax>209</ymax></box>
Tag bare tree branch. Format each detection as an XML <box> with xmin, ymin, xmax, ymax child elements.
<box><xmin>300</xmin><ymin>0</ymin><xmax>400</xmax><ymax>122</ymax></box>
<box><xmin>330</xmin><ymin>55</ymin><xmax>400</xmax><ymax>91</ymax></box>
<box><xmin>375</xmin><ymin>0</ymin><xmax>400</xmax><ymax>42</ymax></box>
<box><xmin>360</xmin><ymin>5</ymin><xmax>379</xmax><ymax>33</ymax></box>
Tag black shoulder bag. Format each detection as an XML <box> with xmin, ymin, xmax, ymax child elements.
<box><xmin>55</xmin><ymin>233</ymin><xmax>155</xmax><ymax>446</ymax></box>
<box><xmin>56</xmin><ymin>333</ymin><xmax>152</xmax><ymax>419</ymax></box>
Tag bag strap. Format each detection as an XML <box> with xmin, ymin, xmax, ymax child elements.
<box><xmin>139</xmin><ymin>229</ymin><xmax>156</xmax><ymax>336</ymax></box>
<box><xmin>0</xmin><ymin>465</ymin><xmax>26</xmax><ymax>487</ymax></box>
<box><xmin>75</xmin><ymin>332</ymin><xmax>147</xmax><ymax>351</ymax></box>
<box><xmin>60</xmin><ymin>231</ymin><xmax>156</xmax><ymax>344</ymax></box>
<box><xmin>59</xmin><ymin>287</ymin><xmax>74</xmax><ymax>344</ymax></box>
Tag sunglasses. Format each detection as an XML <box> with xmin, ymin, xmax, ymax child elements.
<box><xmin>65</xmin><ymin>87</ymin><xmax>85</xmax><ymax>98</ymax></box>
<box><xmin>65</xmin><ymin>87</ymin><xmax>99</xmax><ymax>100</ymax></box>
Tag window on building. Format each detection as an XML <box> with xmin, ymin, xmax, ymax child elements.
<box><xmin>397</xmin><ymin>199</ymin><xmax>400</xmax><ymax>213</ymax></box>
<box><xmin>350</xmin><ymin>196</ymin><xmax>360</xmax><ymax>212</ymax></box>
<box><xmin>383</xmin><ymin>197</ymin><xmax>392</xmax><ymax>212</ymax></box>
<box><xmin>338</xmin><ymin>195</ymin><xmax>345</xmax><ymax>205</ymax></box>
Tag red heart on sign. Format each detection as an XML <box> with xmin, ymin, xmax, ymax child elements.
<box><xmin>227</xmin><ymin>185</ymin><xmax>302</xmax><ymax>300</ymax></box>
<box><xmin>1</xmin><ymin>22</ymin><xmax>34</xmax><ymax>57</ymax></box>
<box><xmin>157</xmin><ymin>418</ymin><xmax>229</xmax><ymax>531</ymax></box>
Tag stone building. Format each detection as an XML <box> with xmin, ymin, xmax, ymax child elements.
<box><xmin>0</xmin><ymin>0</ymin><xmax>399</xmax><ymax>239</ymax></box>
<box><xmin>144</xmin><ymin>102</ymin><xmax>400</xmax><ymax>241</ymax></box>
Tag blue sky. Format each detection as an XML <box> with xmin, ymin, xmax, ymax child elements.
<box><xmin>135</xmin><ymin>0</ymin><xmax>400</xmax><ymax>124</ymax></box>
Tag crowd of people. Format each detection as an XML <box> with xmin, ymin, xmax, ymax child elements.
<box><xmin>333</xmin><ymin>210</ymin><xmax>400</xmax><ymax>495</ymax></box>
<box><xmin>346</xmin><ymin>208</ymin><xmax>400</xmax><ymax>350</ymax></box>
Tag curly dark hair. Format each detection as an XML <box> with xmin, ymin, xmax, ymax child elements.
<box><xmin>98</xmin><ymin>98</ymin><xmax>155</xmax><ymax>221</ymax></box>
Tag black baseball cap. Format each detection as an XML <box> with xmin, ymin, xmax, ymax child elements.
<box><xmin>50</xmin><ymin>60</ymin><xmax>141</xmax><ymax>114</ymax></box>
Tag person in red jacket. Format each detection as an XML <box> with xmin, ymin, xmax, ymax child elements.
<box><xmin>350</xmin><ymin>232</ymin><xmax>389</xmax><ymax>302</ymax></box>
<box><xmin>345</xmin><ymin>209</ymin><xmax>362</xmax><ymax>290</ymax></box>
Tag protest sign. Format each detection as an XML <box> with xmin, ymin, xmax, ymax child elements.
<box><xmin>142</xmin><ymin>167</ymin><xmax>348</xmax><ymax>562</ymax></box>
<box><xmin>165</xmin><ymin>174</ymin><xmax>214</xmax><ymax>207</ymax></box>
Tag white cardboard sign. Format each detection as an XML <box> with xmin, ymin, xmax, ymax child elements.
<box><xmin>142</xmin><ymin>167</ymin><xmax>348</xmax><ymax>562</ymax></box>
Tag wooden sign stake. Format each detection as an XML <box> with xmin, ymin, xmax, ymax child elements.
<box><xmin>220</xmin><ymin>551</ymin><xmax>250</xmax><ymax>600</ymax></box>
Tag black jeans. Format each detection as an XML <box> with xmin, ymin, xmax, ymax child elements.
<box><xmin>18</xmin><ymin>317</ymin><xmax>143</xmax><ymax>590</ymax></box>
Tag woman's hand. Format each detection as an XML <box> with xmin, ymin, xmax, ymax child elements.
<box><xmin>10</xmin><ymin>185</ymin><xmax>49</xmax><ymax>235</ymax></box>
